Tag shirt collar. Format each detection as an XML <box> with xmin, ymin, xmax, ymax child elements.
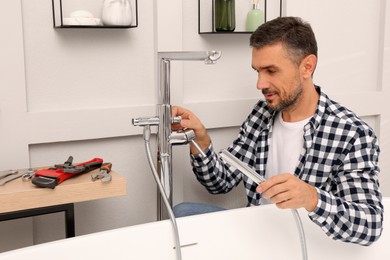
<box><xmin>262</xmin><ymin>85</ymin><xmax>327</xmax><ymax>132</ymax></box>
<box><xmin>308</xmin><ymin>85</ymin><xmax>327</xmax><ymax>130</ymax></box>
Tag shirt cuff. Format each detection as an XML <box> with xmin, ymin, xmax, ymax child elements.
<box><xmin>308</xmin><ymin>187</ymin><xmax>338</xmax><ymax>224</ymax></box>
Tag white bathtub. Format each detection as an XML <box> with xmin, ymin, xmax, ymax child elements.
<box><xmin>0</xmin><ymin>198</ymin><xmax>388</xmax><ymax>260</ymax></box>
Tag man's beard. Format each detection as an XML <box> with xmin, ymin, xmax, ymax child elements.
<box><xmin>264</xmin><ymin>83</ymin><xmax>303</xmax><ymax>112</ymax></box>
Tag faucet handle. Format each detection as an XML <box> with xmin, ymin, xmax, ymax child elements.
<box><xmin>169</xmin><ymin>129</ymin><xmax>206</xmax><ymax>157</ymax></box>
<box><xmin>132</xmin><ymin>117</ymin><xmax>159</xmax><ymax>126</ymax></box>
<box><xmin>171</xmin><ymin>116</ymin><xmax>182</xmax><ymax>124</ymax></box>
<box><xmin>190</xmin><ymin>140</ymin><xmax>206</xmax><ymax>158</ymax></box>
<box><xmin>181</xmin><ymin>129</ymin><xmax>206</xmax><ymax>157</ymax></box>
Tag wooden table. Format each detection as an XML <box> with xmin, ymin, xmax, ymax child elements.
<box><xmin>0</xmin><ymin>169</ymin><xmax>126</xmax><ymax>237</ymax></box>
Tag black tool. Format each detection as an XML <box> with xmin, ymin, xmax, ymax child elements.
<box><xmin>54</xmin><ymin>156</ymin><xmax>74</xmax><ymax>169</ymax></box>
<box><xmin>62</xmin><ymin>160</ymin><xmax>103</xmax><ymax>174</ymax></box>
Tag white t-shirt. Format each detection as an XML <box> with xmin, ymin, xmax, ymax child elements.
<box><xmin>261</xmin><ymin>112</ymin><xmax>310</xmax><ymax>204</ymax></box>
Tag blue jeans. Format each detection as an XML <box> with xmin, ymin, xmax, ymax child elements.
<box><xmin>173</xmin><ymin>202</ymin><xmax>226</xmax><ymax>217</ymax></box>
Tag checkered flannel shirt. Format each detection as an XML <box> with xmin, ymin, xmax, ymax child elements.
<box><xmin>191</xmin><ymin>86</ymin><xmax>383</xmax><ymax>246</ymax></box>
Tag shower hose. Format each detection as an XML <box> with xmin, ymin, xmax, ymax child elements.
<box><xmin>142</xmin><ymin>125</ymin><xmax>308</xmax><ymax>260</ymax></box>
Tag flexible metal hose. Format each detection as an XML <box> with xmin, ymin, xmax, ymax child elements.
<box><xmin>221</xmin><ymin>149</ymin><xmax>308</xmax><ymax>259</ymax></box>
<box><xmin>143</xmin><ymin>125</ymin><xmax>307</xmax><ymax>260</ymax></box>
<box><xmin>291</xmin><ymin>209</ymin><xmax>308</xmax><ymax>260</ymax></box>
<box><xmin>143</xmin><ymin>125</ymin><xmax>182</xmax><ymax>260</ymax></box>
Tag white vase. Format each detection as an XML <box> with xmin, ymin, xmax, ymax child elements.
<box><xmin>101</xmin><ymin>0</ymin><xmax>133</xmax><ymax>26</ymax></box>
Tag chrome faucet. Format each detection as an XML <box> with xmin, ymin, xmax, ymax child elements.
<box><xmin>133</xmin><ymin>51</ymin><xmax>222</xmax><ymax>220</ymax></box>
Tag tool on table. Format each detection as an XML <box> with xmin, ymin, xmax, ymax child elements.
<box><xmin>62</xmin><ymin>158</ymin><xmax>103</xmax><ymax>174</ymax></box>
<box><xmin>91</xmin><ymin>162</ymin><xmax>112</xmax><ymax>183</ymax></box>
<box><xmin>32</xmin><ymin>156</ymin><xmax>103</xmax><ymax>189</ymax></box>
<box><xmin>22</xmin><ymin>168</ymin><xmax>36</xmax><ymax>182</ymax></box>
<box><xmin>0</xmin><ymin>170</ymin><xmax>18</xmax><ymax>179</ymax></box>
<box><xmin>54</xmin><ymin>156</ymin><xmax>74</xmax><ymax>169</ymax></box>
<box><xmin>0</xmin><ymin>170</ymin><xmax>24</xmax><ymax>186</ymax></box>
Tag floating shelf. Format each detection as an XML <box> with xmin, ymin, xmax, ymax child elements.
<box><xmin>52</xmin><ymin>0</ymin><xmax>138</xmax><ymax>29</ymax></box>
<box><xmin>198</xmin><ymin>0</ymin><xmax>283</xmax><ymax>34</ymax></box>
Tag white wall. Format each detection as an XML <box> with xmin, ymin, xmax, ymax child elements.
<box><xmin>0</xmin><ymin>0</ymin><xmax>389</xmax><ymax>252</ymax></box>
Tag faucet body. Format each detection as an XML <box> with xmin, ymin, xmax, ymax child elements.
<box><xmin>133</xmin><ymin>51</ymin><xmax>221</xmax><ymax>220</ymax></box>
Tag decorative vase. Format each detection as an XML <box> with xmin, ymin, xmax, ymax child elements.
<box><xmin>101</xmin><ymin>0</ymin><xmax>133</xmax><ymax>26</ymax></box>
<box><xmin>246</xmin><ymin>0</ymin><xmax>264</xmax><ymax>32</ymax></box>
<box><xmin>215</xmin><ymin>0</ymin><xmax>235</xmax><ymax>32</ymax></box>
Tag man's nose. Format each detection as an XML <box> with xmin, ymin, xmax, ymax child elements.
<box><xmin>256</xmin><ymin>75</ymin><xmax>270</xmax><ymax>90</ymax></box>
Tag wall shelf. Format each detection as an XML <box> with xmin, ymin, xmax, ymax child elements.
<box><xmin>198</xmin><ymin>0</ymin><xmax>283</xmax><ymax>34</ymax></box>
<box><xmin>52</xmin><ymin>0</ymin><xmax>138</xmax><ymax>29</ymax></box>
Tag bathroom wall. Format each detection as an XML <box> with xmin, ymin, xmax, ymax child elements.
<box><xmin>0</xmin><ymin>0</ymin><xmax>389</xmax><ymax>252</ymax></box>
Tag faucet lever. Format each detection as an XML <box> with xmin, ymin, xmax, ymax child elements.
<box><xmin>132</xmin><ymin>117</ymin><xmax>159</xmax><ymax>126</ymax></box>
<box><xmin>190</xmin><ymin>140</ymin><xmax>206</xmax><ymax>157</ymax></box>
<box><xmin>169</xmin><ymin>129</ymin><xmax>206</xmax><ymax>157</ymax></box>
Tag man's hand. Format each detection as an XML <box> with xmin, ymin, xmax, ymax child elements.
<box><xmin>172</xmin><ymin>106</ymin><xmax>211</xmax><ymax>155</ymax></box>
<box><xmin>256</xmin><ymin>173</ymin><xmax>318</xmax><ymax>212</ymax></box>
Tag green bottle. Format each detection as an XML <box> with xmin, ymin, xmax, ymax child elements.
<box><xmin>246</xmin><ymin>0</ymin><xmax>264</xmax><ymax>32</ymax></box>
<box><xmin>215</xmin><ymin>0</ymin><xmax>235</xmax><ymax>32</ymax></box>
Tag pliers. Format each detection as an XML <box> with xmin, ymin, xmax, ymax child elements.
<box><xmin>91</xmin><ymin>162</ymin><xmax>112</xmax><ymax>183</ymax></box>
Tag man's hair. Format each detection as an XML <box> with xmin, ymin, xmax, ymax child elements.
<box><xmin>250</xmin><ymin>17</ymin><xmax>318</xmax><ymax>66</ymax></box>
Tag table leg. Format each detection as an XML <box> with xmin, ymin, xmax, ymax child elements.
<box><xmin>0</xmin><ymin>203</ymin><xmax>76</xmax><ymax>238</ymax></box>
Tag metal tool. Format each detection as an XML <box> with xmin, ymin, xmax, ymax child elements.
<box><xmin>54</xmin><ymin>156</ymin><xmax>74</xmax><ymax>169</ymax></box>
<box><xmin>91</xmin><ymin>162</ymin><xmax>112</xmax><ymax>183</ymax></box>
<box><xmin>22</xmin><ymin>168</ymin><xmax>36</xmax><ymax>181</ymax></box>
<box><xmin>63</xmin><ymin>160</ymin><xmax>102</xmax><ymax>174</ymax></box>
<box><xmin>0</xmin><ymin>170</ymin><xmax>24</xmax><ymax>186</ymax></box>
<box><xmin>0</xmin><ymin>170</ymin><xmax>18</xmax><ymax>179</ymax></box>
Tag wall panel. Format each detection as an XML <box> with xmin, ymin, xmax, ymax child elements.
<box><xmin>22</xmin><ymin>0</ymin><xmax>155</xmax><ymax>112</ymax></box>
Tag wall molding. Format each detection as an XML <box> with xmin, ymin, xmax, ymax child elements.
<box><xmin>23</xmin><ymin>89</ymin><xmax>385</xmax><ymax>145</ymax></box>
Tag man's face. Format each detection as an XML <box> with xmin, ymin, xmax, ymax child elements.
<box><xmin>251</xmin><ymin>43</ymin><xmax>304</xmax><ymax>112</ymax></box>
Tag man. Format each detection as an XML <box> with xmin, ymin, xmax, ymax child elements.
<box><xmin>172</xmin><ymin>17</ymin><xmax>383</xmax><ymax>246</ymax></box>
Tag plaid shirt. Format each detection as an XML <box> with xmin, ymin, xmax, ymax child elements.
<box><xmin>191</xmin><ymin>86</ymin><xmax>383</xmax><ymax>246</ymax></box>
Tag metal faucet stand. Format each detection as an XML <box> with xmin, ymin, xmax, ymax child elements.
<box><xmin>133</xmin><ymin>51</ymin><xmax>221</xmax><ymax>220</ymax></box>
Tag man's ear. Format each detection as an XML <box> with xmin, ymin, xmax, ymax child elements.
<box><xmin>301</xmin><ymin>54</ymin><xmax>317</xmax><ymax>79</ymax></box>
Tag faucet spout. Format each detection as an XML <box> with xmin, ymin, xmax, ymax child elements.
<box><xmin>158</xmin><ymin>50</ymin><xmax>222</xmax><ymax>64</ymax></box>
